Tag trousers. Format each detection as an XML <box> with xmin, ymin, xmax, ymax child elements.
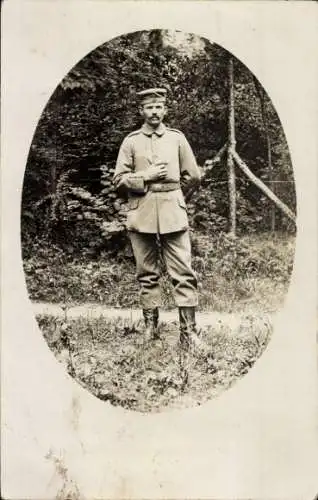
<box><xmin>128</xmin><ymin>230</ymin><xmax>198</xmax><ymax>308</ymax></box>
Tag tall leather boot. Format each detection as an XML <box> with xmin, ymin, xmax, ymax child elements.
<box><xmin>143</xmin><ymin>307</ymin><xmax>159</xmax><ymax>341</ymax></box>
<box><xmin>179</xmin><ymin>306</ymin><xmax>205</xmax><ymax>351</ymax></box>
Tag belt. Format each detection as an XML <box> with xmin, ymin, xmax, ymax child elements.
<box><xmin>149</xmin><ymin>181</ymin><xmax>180</xmax><ymax>192</ymax></box>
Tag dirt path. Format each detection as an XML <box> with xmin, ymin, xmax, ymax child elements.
<box><xmin>33</xmin><ymin>302</ymin><xmax>272</xmax><ymax>331</ymax></box>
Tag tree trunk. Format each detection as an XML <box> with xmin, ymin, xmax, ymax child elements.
<box><xmin>232</xmin><ymin>150</ymin><xmax>296</xmax><ymax>223</ymax></box>
<box><xmin>227</xmin><ymin>57</ymin><xmax>236</xmax><ymax>236</ymax></box>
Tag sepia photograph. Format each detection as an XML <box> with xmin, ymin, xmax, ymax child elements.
<box><xmin>2</xmin><ymin>2</ymin><xmax>317</xmax><ymax>499</ymax></box>
<box><xmin>22</xmin><ymin>29</ymin><xmax>297</xmax><ymax>413</ymax></box>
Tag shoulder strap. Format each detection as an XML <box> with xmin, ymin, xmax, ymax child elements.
<box><xmin>127</xmin><ymin>129</ymin><xmax>142</xmax><ymax>138</ymax></box>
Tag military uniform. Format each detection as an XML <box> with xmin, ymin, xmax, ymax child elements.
<box><xmin>113</xmin><ymin>88</ymin><xmax>203</xmax><ymax>348</ymax></box>
<box><xmin>114</xmin><ymin>122</ymin><xmax>201</xmax><ymax>308</ymax></box>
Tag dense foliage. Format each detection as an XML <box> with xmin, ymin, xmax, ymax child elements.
<box><xmin>22</xmin><ymin>30</ymin><xmax>296</xmax><ymax>256</ymax></box>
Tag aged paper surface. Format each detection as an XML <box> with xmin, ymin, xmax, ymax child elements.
<box><xmin>1</xmin><ymin>1</ymin><xmax>318</xmax><ymax>499</ymax></box>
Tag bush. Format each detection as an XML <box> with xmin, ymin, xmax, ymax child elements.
<box><xmin>191</xmin><ymin>231</ymin><xmax>294</xmax><ymax>282</ymax></box>
<box><xmin>24</xmin><ymin>231</ymin><xmax>295</xmax><ymax>314</ymax></box>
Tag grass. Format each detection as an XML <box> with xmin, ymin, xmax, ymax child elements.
<box><xmin>37</xmin><ymin>312</ymin><xmax>273</xmax><ymax>412</ymax></box>
<box><xmin>24</xmin><ymin>231</ymin><xmax>296</xmax><ymax>314</ymax></box>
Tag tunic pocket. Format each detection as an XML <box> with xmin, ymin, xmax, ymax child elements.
<box><xmin>128</xmin><ymin>198</ymin><xmax>140</xmax><ymax>210</ymax></box>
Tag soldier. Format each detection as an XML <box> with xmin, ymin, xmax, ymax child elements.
<box><xmin>113</xmin><ymin>88</ymin><xmax>202</xmax><ymax>349</ymax></box>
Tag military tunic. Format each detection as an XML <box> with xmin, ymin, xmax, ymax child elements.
<box><xmin>114</xmin><ymin>123</ymin><xmax>201</xmax><ymax>308</ymax></box>
<box><xmin>114</xmin><ymin>123</ymin><xmax>201</xmax><ymax>233</ymax></box>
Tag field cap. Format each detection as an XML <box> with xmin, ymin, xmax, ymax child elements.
<box><xmin>137</xmin><ymin>87</ymin><xmax>167</xmax><ymax>104</ymax></box>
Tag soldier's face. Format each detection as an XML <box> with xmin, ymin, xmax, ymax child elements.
<box><xmin>139</xmin><ymin>101</ymin><xmax>167</xmax><ymax>127</ymax></box>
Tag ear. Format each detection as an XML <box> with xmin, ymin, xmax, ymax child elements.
<box><xmin>138</xmin><ymin>106</ymin><xmax>144</xmax><ymax>116</ymax></box>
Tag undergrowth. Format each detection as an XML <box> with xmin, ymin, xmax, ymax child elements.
<box><xmin>37</xmin><ymin>312</ymin><xmax>272</xmax><ymax>412</ymax></box>
<box><xmin>24</xmin><ymin>232</ymin><xmax>295</xmax><ymax>313</ymax></box>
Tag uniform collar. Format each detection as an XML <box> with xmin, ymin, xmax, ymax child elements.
<box><xmin>141</xmin><ymin>123</ymin><xmax>166</xmax><ymax>137</ymax></box>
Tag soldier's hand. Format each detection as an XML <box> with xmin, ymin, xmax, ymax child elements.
<box><xmin>144</xmin><ymin>164</ymin><xmax>168</xmax><ymax>182</ymax></box>
<box><xmin>156</xmin><ymin>164</ymin><xmax>168</xmax><ymax>180</ymax></box>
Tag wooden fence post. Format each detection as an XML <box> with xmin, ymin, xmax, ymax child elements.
<box><xmin>227</xmin><ymin>57</ymin><xmax>236</xmax><ymax>236</ymax></box>
<box><xmin>232</xmin><ymin>150</ymin><xmax>296</xmax><ymax>223</ymax></box>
